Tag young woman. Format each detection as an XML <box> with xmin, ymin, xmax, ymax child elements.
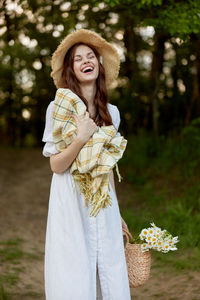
<box><xmin>42</xmin><ymin>29</ymin><xmax>131</xmax><ymax>300</ymax></box>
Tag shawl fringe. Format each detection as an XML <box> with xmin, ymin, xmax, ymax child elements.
<box><xmin>72</xmin><ymin>163</ymin><xmax>122</xmax><ymax>217</ymax></box>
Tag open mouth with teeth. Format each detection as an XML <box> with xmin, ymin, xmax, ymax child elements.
<box><xmin>81</xmin><ymin>66</ymin><xmax>94</xmax><ymax>73</ymax></box>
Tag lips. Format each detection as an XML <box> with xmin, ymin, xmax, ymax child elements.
<box><xmin>81</xmin><ymin>65</ymin><xmax>94</xmax><ymax>73</ymax></box>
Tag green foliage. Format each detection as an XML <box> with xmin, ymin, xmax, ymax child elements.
<box><xmin>0</xmin><ymin>274</ymin><xmax>19</xmax><ymax>288</ymax></box>
<box><xmin>120</xmin><ymin>124</ymin><xmax>200</xmax><ymax>269</ymax></box>
<box><xmin>0</xmin><ymin>238</ymin><xmax>41</xmax><ymax>263</ymax></box>
<box><xmin>1</xmin><ymin>0</ymin><xmax>200</xmax><ymax>146</ymax></box>
<box><xmin>122</xmin><ymin>118</ymin><xmax>200</xmax><ymax>178</ymax></box>
<box><xmin>0</xmin><ymin>285</ymin><xmax>12</xmax><ymax>300</ymax></box>
<box><xmin>158</xmin><ymin>118</ymin><xmax>200</xmax><ymax>176</ymax></box>
<box><xmin>103</xmin><ymin>0</ymin><xmax>164</xmax><ymax>6</ymax></box>
<box><xmin>0</xmin><ymin>237</ymin><xmax>42</xmax><ymax>297</ymax></box>
<box><xmin>150</xmin><ymin>2</ymin><xmax>200</xmax><ymax>36</ymax></box>
<box><xmin>0</xmin><ymin>247</ymin><xmax>24</xmax><ymax>263</ymax></box>
<box><xmin>0</xmin><ymin>238</ymin><xmax>24</xmax><ymax>264</ymax></box>
<box><xmin>153</xmin><ymin>247</ymin><xmax>200</xmax><ymax>271</ymax></box>
<box><xmin>102</xmin><ymin>0</ymin><xmax>121</xmax><ymax>6</ymax></box>
<box><xmin>103</xmin><ymin>0</ymin><xmax>200</xmax><ymax>36</ymax></box>
<box><xmin>0</xmin><ymin>238</ymin><xmax>23</xmax><ymax>247</ymax></box>
<box><xmin>137</xmin><ymin>0</ymin><xmax>163</xmax><ymax>7</ymax></box>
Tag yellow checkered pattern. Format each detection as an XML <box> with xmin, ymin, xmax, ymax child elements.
<box><xmin>52</xmin><ymin>88</ymin><xmax>127</xmax><ymax>217</ymax></box>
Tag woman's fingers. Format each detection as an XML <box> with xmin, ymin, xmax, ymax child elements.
<box><xmin>72</xmin><ymin>111</ymin><xmax>96</xmax><ymax>130</ymax></box>
<box><xmin>73</xmin><ymin>111</ymin><xmax>91</xmax><ymax>120</ymax></box>
<box><xmin>72</xmin><ymin>112</ymin><xmax>89</xmax><ymax>120</ymax></box>
<box><xmin>121</xmin><ymin>217</ymin><xmax>129</xmax><ymax>232</ymax></box>
<box><xmin>84</xmin><ymin>111</ymin><xmax>89</xmax><ymax>118</ymax></box>
<box><xmin>122</xmin><ymin>221</ymin><xmax>129</xmax><ymax>232</ymax></box>
<box><xmin>71</xmin><ymin>114</ymin><xmax>79</xmax><ymax>124</ymax></box>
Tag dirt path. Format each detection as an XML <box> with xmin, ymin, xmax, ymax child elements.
<box><xmin>0</xmin><ymin>148</ymin><xmax>199</xmax><ymax>300</ymax></box>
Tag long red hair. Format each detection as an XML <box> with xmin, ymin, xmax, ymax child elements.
<box><xmin>60</xmin><ymin>42</ymin><xmax>113</xmax><ymax>126</ymax></box>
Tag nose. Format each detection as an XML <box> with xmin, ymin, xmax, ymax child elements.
<box><xmin>83</xmin><ymin>57</ymin><xmax>90</xmax><ymax>64</ymax></box>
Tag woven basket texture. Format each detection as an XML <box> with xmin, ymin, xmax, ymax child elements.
<box><xmin>123</xmin><ymin>229</ymin><xmax>151</xmax><ymax>288</ymax></box>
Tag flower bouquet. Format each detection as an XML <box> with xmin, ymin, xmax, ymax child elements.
<box><xmin>123</xmin><ymin>222</ymin><xmax>179</xmax><ymax>288</ymax></box>
<box><xmin>139</xmin><ymin>222</ymin><xmax>179</xmax><ymax>253</ymax></box>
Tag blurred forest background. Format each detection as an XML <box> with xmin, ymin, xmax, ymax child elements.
<box><xmin>1</xmin><ymin>0</ymin><xmax>200</xmax><ymax>145</ymax></box>
<box><xmin>1</xmin><ymin>0</ymin><xmax>200</xmax><ymax>299</ymax></box>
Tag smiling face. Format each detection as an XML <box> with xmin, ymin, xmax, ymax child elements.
<box><xmin>73</xmin><ymin>44</ymin><xmax>99</xmax><ymax>85</ymax></box>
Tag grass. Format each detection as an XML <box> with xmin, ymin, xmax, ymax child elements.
<box><xmin>118</xmin><ymin>121</ymin><xmax>200</xmax><ymax>271</ymax></box>
<box><xmin>0</xmin><ymin>238</ymin><xmax>41</xmax><ymax>264</ymax></box>
<box><xmin>20</xmin><ymin>291</ymin><xmax>43</xmax><ymax>298</ymax></box>
<box><xmin>0</xmin><ymin>285</ymin><xmax>12</xmax><ymax>300</ymax></box>
<box><xmin>151</xmin><ymin>247</ymin><xmax>200</xmax><ymax>271</ymax></box>
<box><xmin>0</xmin><ymin>274</ymin><xmax>19</xmax><ymax>287</ymax></box>
<box><xmin>0</xmin><ymin>237</ymin><xmax>42</xmax><ymax>298</ymax></box>
<box><xmin>1</xmin><ymin>122</ymin><xmax>200</xmax><ymax>298</ymax></box>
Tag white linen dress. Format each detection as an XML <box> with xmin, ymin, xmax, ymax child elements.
<box><xmin>42</xmin><ymin>99</ymin><xmax>131</xmax><ymax>300</ymax></box>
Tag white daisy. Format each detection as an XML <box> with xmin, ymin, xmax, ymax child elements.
<box><xmin>152</xmin><ymin>241</ymin><xmax>157</xmax><ymax>248</ymax></box>
<box><xmin>157</xmin><ymin>240</ymin><xmax>163</xmax><ymax>247</ymax></box>
<box><xmin>162</xmin><ymin>242</ymin><xmax>170</xmax><ymax>252</ymax></box>
<box><xmin>139</xmin><ymin>222</ymin><xmax>179</xmax><ymax>253</ymax></box>
<box><xmin>147</xmin><ymin>241</ymin><xmax>153</xmax><ymax>248</ymax></box>
<box><xmin>155</xmin><ymin>232</ymin><xmax>161</xmax><ymax>239</ymax></box>
<box><xmin>150</xmin><ymin>222</ymin><xmax>156</xmax><ymax>227</ymax></box>
<box><xmin>157</xmin><ymin>246</ymin><xmax>163</xmax><ymax>252</ymax></box>
<box><xmin>139</xmin><ymin>228</ymin><xmax>149</xmax><ymax>240</ymax></box>
<box><xmin>146</xmin><ymin>235</ymin><xmax>152</xmax><ymax>242</ymax></box>
<box><xmin>141</xmin><ymin>243</ymin><xmax>149</xmax><ymax>252</ymax></box>
<box><xmin>169</xmin><ymin>246</ymin><xmax>177</xmax><ymax>251</ymax></box>
<box><xmin>148</xmin><ymin>228</ymin><xmax>155</xmax><ymax>236</ymax></box>
<box><xmin>172</xmin><ymin>236</ymin><xmax>179</xmax><ymax>243</ymax></box>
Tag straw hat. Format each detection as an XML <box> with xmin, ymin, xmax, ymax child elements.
<box><xmin>51</xmin><ymin>29</ymin><xmax>120</xmax><ymax>89</ymax></box>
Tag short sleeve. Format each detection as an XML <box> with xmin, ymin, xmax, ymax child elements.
<box><xmin>114</xmin><ymin>106</ymin><xmax>121</xmax><ymax>136</ymax></box>
<box><xmin>42</xmin><ymin>101</ymin><xmax>59</xmax><ymax>157</ymax></box>
<box><xmin>108</xmin><ymin>104</ymin><xmax>121</xmax><ymax>137</ymax></box>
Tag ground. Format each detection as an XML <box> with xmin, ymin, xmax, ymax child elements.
<box><xmin>0</xmin><ymin>148</ymin><xmax>199</xmax><ymax>300</ymax></box>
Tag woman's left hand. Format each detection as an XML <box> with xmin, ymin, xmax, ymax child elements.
<box><xmin>121</xmin><ymin>217</ymin><xmax>129</xmax><ymax>233</ymax></box>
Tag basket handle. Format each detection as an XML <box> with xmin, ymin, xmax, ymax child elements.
<box><xmin>123</xmin><ymin>228</ymin><xmax>135</xmax><ymax>245</ymax></box>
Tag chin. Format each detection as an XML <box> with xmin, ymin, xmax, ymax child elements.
<box><xmin>80</xmin><ymin>77</ymin><xmax>98</xmax><ymax>84</ymax></box>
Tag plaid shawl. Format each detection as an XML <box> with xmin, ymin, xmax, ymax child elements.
<box><xmin>52</xmin><ymin>88</ymin><xmax>127</xmax><ymax>217</ymax></box>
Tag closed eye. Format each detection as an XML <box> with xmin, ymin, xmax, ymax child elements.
<box><xmin>74</xmin><ymin>54</ymin><xmax>95</xmax><ymax>62</ymax></box>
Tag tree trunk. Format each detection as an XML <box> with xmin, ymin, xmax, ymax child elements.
<box><xmin>171</xmin><ymin>43</ymin><xmax>179</xmax><ymax>100</ymax></box>
<box><xmin>184</xmin><ymin>35</ymin><xmax>200</xmax><ymax>125</ymax></box>
<box><xmin>123</xmin><ymin>22</ymin><xmax>138</xmax><ymax>80</ymax></box>
<box><xmin>144</xmin><ymin>31</ymin><xmax>167</xmax><ymax>135</ymax></box>
<box><xmin>3</xmin><ymin>0</ymin><xmax>16</xmax><ymax>145</ymax></box>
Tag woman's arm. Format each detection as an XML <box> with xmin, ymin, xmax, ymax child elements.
<box><xmin>50</xmin><ymin>136</ymin><xmax>86</xmax><ymax>174</ymax></box>
<box><xmin>50</xmin><ymin>111</ymin><xmax>98</xmax><ymax>174</ymax></box>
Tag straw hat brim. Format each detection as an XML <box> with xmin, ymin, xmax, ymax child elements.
<box><xmin>51</xmin><ymin>29</ymin><xmax>120</xmax><ymax>89</ymax></box>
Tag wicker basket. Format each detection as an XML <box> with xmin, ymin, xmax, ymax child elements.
<box><xmin>123</xmin><ymin>228</ymin><xmax>151</xmax><ymax>288</ymax></box>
